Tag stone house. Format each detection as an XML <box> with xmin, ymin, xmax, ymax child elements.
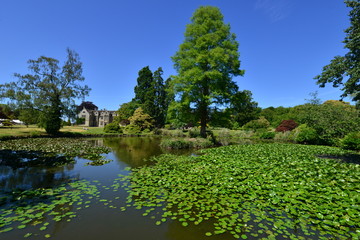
<box><xmin>78</xmin><ymin>107</ymin><xmax>118</xmax><ymax>127</ymax></box>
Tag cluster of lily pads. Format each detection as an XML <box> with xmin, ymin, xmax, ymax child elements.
<box><xmin>119</xmin><ymin>143</ymin><xmax>360</xmax><ymax>239</ymax></box>
<box><xmin>0</xmin><ymin>180</ymin><xmax>101</xmax><ymax>238</ymax></box>
<box><xmin>0</xmin><ymin>138</ymin><xmax>112</xmax><ymax>167</ymax></box>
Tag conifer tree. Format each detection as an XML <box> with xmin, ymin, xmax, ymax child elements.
<box><xmin>172</xmin><ymin>6</ymin><xmax>244</xmax><ymax>137</ymax></box>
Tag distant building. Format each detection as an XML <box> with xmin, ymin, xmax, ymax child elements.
<box><xmin>78</xmin><ymin>107</ymin><xmax>118</xmax><ymax>127</ymax></box>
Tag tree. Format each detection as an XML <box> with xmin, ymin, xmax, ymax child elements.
<box><xmin>133</xmin><ymin>66</ymin><xmax>154</xmax><ymax>109</ymax></box>
<box><xmin>132</xmin><ymin>66</ymin><xmax>170</xmax><ymax>128</ymax></box>
<box><xmin>0</xmin><ymin>48</ymin><xmax>90</xmax><ymax>134</ymax></box>
<box><xmin>172</xmin><ymin>6</ymin><xmax>244</xmax><ymax>137</ymax></box>
<box><xmin>18</xmin><ymin>108</ymin><xmax>39</xmax><ymax>127</ymax></box>
<box><xmin>125</xmin><ymin>107</ymin><xmax>154</xmax><ymax>134</ymax></box>
<box><xmin>292</xmin><ymin>102</ymin><xmax>360</xmax><ymax>145</ymax></box>
<box><xmin>116</xmin><ymin>101</ymin><xmax>140</xmax><ymax>122</ymax></box>
<box><xmin>0</xmin><ymin>104</ymin><xmax>15</xmax><ymax>119</ymax></box>
<box><xmin>152</xmin><ymin>67</ymin><xmax>169</xmax><ymax>127</ymax></box>
<box><xmin>230</xmin><ymin>90</ymin><xmax>260</xmax><ymax>127</ymax></box>
<box><xmin>315</xmin><ymin>0</ymin><xmax>360</xmax><ymax>104</ymax></box>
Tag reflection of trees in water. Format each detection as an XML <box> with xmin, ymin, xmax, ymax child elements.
<box><xmin>165</xmin><ymin>218</ymin><xmax>235</xmax><ymax>240</ymax></box>
<box><xmin>103</xmin><ymin>137</ymin><xmax>164</xmax><ymax>168</ymax></box>
<box><xmin>0</xmin><ymin>163</ymin><xmax>77</xmax><ymax>191</ymax></box>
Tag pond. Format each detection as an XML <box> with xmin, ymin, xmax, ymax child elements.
<box><xmin>0</xmin><ymin>137</ymin><xmax>222</xmax><ymax>240</ymax></box>
<box><xmin>1</xmin><ymin>137</ymin><xmax>359</xmax><ymax>240</ymax></box>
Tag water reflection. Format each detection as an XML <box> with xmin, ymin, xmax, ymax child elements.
<box><xmin>102</xmin><ymin>137</ymin><xmax>164</xmax><ymax>167</ymax></box>
<box><xmin>0</xmin><ymin>164</ymin><xmax>77</xmax><ymax>191</ymax></box>
<box><xmin>0</xmin><ymin>137</ymin><xmax>216</xmax><ymax>240</ymax></box>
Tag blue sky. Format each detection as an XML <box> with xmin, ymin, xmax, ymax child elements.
<box><xmin>0</xmin><ymin>0</ymin><xmax>352</xmax><ymax>110</ymax></box>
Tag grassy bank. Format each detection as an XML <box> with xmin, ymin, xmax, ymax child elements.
<box><xmin>0</xmin><ymin>125</ymin><xmax>106</xmax><ymax>138</ymax></box>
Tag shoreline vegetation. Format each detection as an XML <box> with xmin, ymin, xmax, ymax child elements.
<box><xmin>1</xmin><ymin>125</ymin><xmax>358</xmax><ymax>160</ymax></box>
<box><xmin>1</xmin><ymin>125</ymin><xmax>359</xmax><ymax>152</ymax></box>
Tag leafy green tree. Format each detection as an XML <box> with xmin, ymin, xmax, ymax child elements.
<box><xmin>116</xmin><ymin>100</ymin><xmax>140</xmax><ymax>122</ymax></box>
<box><xmin>260</xmin><ymin>106</ymin><xmax>292</xmax><ymax>127</ymax></box>
<box><xmin>292</xmin><ymin>103</ymin><xmax>360</xmax><ymax>145</ymax></box>
<box><xmin>0</xmin><ymin>104</ymin><xmax>16</xmax><ymax>119</ymax></box>
<box><xmin>230</xmin><ymin>90</ymin><xmax>260</xmax><ymax>127</ymax></box>
<box><xmin>315</xmin><ymin>0</ymin><xmax>360</xmax><ymax>104</ymax></box>
<box><xmin>172</xmin><ymin>6</ymin><xmax>244</xmax><ymax>137</ymax></box>
<box><xmin>0</xmin><ymin>48</ymin><xmax>90</xmax><ymax>134</ymax></box>
<box><xmin>18</xmin><ymin>108</ymin><xmax>39</xmax><ymax>126</ymax></box>
<box><xmin>126</xmin><ymin>107</ymin><xmax>154</xmax><ymax>134</ymax></box>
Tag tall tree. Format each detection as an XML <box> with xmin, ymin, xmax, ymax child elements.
<box><xmin>172</xmin><ymin>6</ymin><xmax>244</xmax><ymax>137</ymax></box>
<box><xmin>132</xmin><ymin>66</ymin><xmax>170</xmax><ymax>127</ymax></box>
<box><xmin>133</xmin><ymin>66</ymin><xmax>154</xmax><ymax>110</ymax></box>
<box><xmin>315</xmin><ymin>0</ymin><xmax>360</xmax><ymax>104</ymax></box>
<box><xmin>0</xmin><ymin>48</ymin><xmax>90</xmax><ymax>134</ymax></box>
<box><xmin>152</xmin><ymin>67</ymin><xmax>167</xmax><ymax>127</ymax></box>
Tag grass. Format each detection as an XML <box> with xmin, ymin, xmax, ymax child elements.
<box><xmin>0</xmin><ymin>125</ymin><xmax>105</xmax><ymax>138</ymax></box>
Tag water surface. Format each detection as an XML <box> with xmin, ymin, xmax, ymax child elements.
<box><xmin>1</xmin><ymin>137</ymin><xmax>226</xmax><ymax>240</ymax></box>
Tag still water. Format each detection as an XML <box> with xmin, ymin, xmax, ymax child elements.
<box><xmin>0</xmin><ymin>137</ymin><xmax>234</xmax><ymax>240</ymax></box>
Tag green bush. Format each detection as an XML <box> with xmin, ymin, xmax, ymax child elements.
<box><xmin>124</xmin><ymin>124</ymin><xmax>142</xmax><ymax>135</ymax></box>
<box><xmin>293</xmin><ymin>103</ymin><xmax>360</xmax><ymax>145</ymax></box>
<box><xmin>160</xmin><ymin>138</ymin><xmax>214</xmax><ymax>149</ymax></box>
<box><xmin>243</xmin><ymin>116</ymin><xmax>270</xmax><ymax>131</ymax></box>
<box><xmin>160</xmin><ymin>139</ymin><xmax>192</xmax><ymax>149</ymax></box>
<box><xmin>260</xmin><ymin>131</ymin><xmax>275</xmax><ymax>139</ymax></box>
<box><xmin>274</xmin><ymin>131</ymin><xmax>294</xmax><ymax>142</ymax></box>
<box><xmin>188</xmin><ymin>128</ymin><xmax>201</xmax><ymax>138</ymax></box>
<box><xmin>294</xmin><ymin>124</ymin><xmax>318</xmax><ymax>144</ymax></box>
<box><xmin>341</xmin><ymin>132</ymin><xmax>360</xmax><ymax>150</ymax></box>
<box><xmin>104</xmin><ymin>122</ymin><xmax>122</xmax><ymax>133</ymax></box>
<box><xmin>192</xmin><ymin>138</ymin><xmax>214</xmax><ymax>148</ymax></box>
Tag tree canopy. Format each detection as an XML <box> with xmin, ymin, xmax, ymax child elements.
<box><xmin>0</xmin><ymin>48</ymin><xmax>90</xmax><ymax>134</ymax></box>
<box><xmin>172</xmin><ymin>6</ymin><xmax>244</xmax><ymax>137</ymax></box>
<box><xmin>315</xmin><ymin>0</ymin><xmax>360</xmax><ymax>106</ymax></box>
<box><xmin>131</xmin><ymin>66</ymin><xmax>170</xmax><ymax>128</ymax></box>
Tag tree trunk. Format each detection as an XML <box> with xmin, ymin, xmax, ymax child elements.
<box><xmin>199</xmin><ymin>83</ymin><xmax>209</xmax><ymax>138</ymax></box>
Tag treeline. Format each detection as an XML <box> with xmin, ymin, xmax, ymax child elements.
<box><xmin>109</xmin><ymin>67</ymin><xmax>360</xmax><ymax>148</ymax></box>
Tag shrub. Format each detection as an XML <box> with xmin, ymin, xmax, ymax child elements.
<box><xmin>124</xmin><ymin>124</ymin><xmax>142</xmax><ymax>135</ymax></box>
<box><xmin>104</xmin><ymin>122</ymin><xmax>122</xmax><ymax>133</ymax></box>
<box><xmin>160</xmin><ymin>139</ymin><xmax>192</xmax><ymax>149</ymax></box>
<box><xmin>260</xmin><ymin>131</ymin><xmax>275</xmax><ymax>139</ymax></box>
<box><xmin>243</xmin><ymin>117</ymin><xmax>270</xmax><ymax>131</ymax></box>
<box><xmin>153</xmin><ymin>128</ymin><xmax>162</xmax><ymax>135</ymax></box>
<box><xmin>128</xmin><ymin>107</ymin><xmax>154</xmax><ymax>131</ymax></box>
<box><xmin>275</xmin><ymin>120</ymin><xmax>298</xmax><ymax>132</ymax></box>
<box><xmin>188</xmin><ymin>128</ymin><xmax>201</xmax><ymax>138</ymax></box>
<box><xmin>274</xmin><ymin>131</ymin><xmax>294</xmax><ymax>142</ymax></box>
<box><xmin>191</xmin><ymin>138</ymin><xmax>214</xmax><ymax>148</ymax></box>
<box><xmin>293</xmin><ymin>103</ymin><xmax>360</xmax><ymax>145</ymax></box>
<box><xmin>341</xmin><ymin>132</ymin><xmax>360</xmax><ymax>150</ymax></box>
<box><xmin>75</xmin><ymin>117</ymin><xmax>85</xmax><ymax>125</ymax></box>
<box><xmin>232</xmin><ymin>130</ymin><xmax>254</xmax><ymax>139</ymax></box>
<box><xmin>294</xmin><ymin>124</ymin><xmax>318</xmax><ymax>144</ymax></box>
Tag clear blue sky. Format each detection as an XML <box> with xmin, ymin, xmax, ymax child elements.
<box><xmin>0</xmin><ymin>0</ymin><xmax>353</xmax><ymax>110</ymax></box>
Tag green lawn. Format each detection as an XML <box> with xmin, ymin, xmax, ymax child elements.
<box><xmin>0</xmin><ymin>125</ymin><xmax>105</xmax><ymax>137</ymax></box>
